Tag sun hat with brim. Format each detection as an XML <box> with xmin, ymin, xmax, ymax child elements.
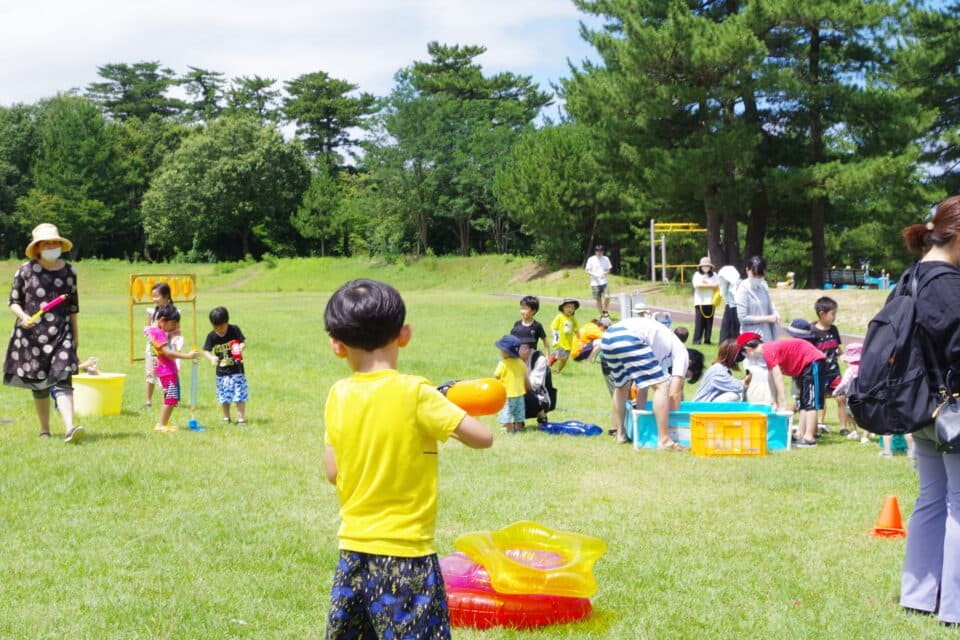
<box><xmin>558</xmin><ymin>298</ymin><xmax>580</xmax><ymax>312</ymax></box>
<box><xmin>494</xmin><ymin>334</ymin><xmax>522</xmax><ymax>358</ymax></box>
<box><xmin>785</xmin><ymin>318</ymin><xmax>815</xmax><ymax>340</ymax></box>
<box><xmin>841</xmin><ymin>343</ymin><xmax>863</xmax><ymax>364</ymax></box>
<box><xmin>697</xmin><ymin>256</ymin><xmax>714</xmax><ymax>269</ymax></box>
<box><xmin>25</xmin><ymin>223</ymin><xmax>72</xmax><ymax>259</ymax></box>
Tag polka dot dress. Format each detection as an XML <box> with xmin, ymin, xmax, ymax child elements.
<box><xmin>3</xmin><ymin>261</ymin><xmax>79</xmax><ymax>390</ymax></box>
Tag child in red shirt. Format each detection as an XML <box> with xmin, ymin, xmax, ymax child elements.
<box><xmin>737</xmin><ymin>332</ymin><xmax>826</xmax><ymax>447</ymax></box>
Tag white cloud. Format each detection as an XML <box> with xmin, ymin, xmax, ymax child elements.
<box><xmin>0</xmin><ymin>0</ymin><xmax>596</xmax><ymax>106</ymax></box>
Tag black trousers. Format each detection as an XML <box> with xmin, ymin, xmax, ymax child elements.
<box><xmin>693</xmin><ymin>305</ymin><xmax>715</xmax><ymax>344</ymax></box>
<box><xmin>719</xmin><ymin>305</ymin><xmax>740</xmax><ymax>343</ymax></box>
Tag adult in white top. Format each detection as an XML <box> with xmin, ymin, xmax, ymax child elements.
<box><xmin>585</xmin><ymin>244</ymin><xmax>613</xmax><ymax>314</ymax></box>
<box><xmin>716</xmin><ymin>264</ymin><xmax>742</xmax><ymax>342</ymax></box>
<box><xmin>691</xmin><ymin>256</ymin><xmax>719</xmax><ymax>345</ymax></box>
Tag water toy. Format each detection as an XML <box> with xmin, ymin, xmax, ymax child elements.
<box><xmin>441</xmin><ymin>552</ymin><xmax>592</xmax><ymax>629</ymax></box>
<box><xmin>455</xmin><ymin>521</ymin><xmax>606</xmax><ymax>598</ymax></box>
<box><xmin>440</xmin><ymin>378</ymin><xmax>507</xmax><ymax>416</ymax></box>
<box><xmin>229</xmin><ymin>340</ymin><xmax>243</xmax><ymax>363</ymax></box>
<box><xmin>187</xmin><ymin>355</ymin><xmax>205</xmax><ymax>432</ymax></box>
<box><xmin>29</xmin><ymin>293</ymin><xmax>68</xmax><ymax>323</ymax></box>
<box><xmin>539</xmin><ymin>420</ymin><xmax>602</xmax><ymax>436</ymax></box>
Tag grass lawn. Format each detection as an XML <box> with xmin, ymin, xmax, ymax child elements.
<box><xmin>0</xmin><ymin>256</ymin><xmax>938</xmax><ymax>638</ymax></box>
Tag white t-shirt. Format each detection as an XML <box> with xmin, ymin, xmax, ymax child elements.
<box><xmin>717</xmin><ymin>265</ymin><xmax>741</xmax><ymax>308</ymax></box>
<box><xmin>692</xmin><ymin>270</ymin><xmax>719</xmax><ymax>306</ymax></box>
<box><xmin>585</xmin><ymin>254</ymin><xmax>612</xmax><ymax>286</ymax></box>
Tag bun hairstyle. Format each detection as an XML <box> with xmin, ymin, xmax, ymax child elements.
<box><xmin>903</xmin><ymin>196</ymin><xmax>960</xmax><ymax>253</ymax></box>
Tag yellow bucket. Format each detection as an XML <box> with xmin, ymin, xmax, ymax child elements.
<box><xmin>73</xmin><ymin>373</ymin><xmax>126</xmax><ymax>416</ymax></box>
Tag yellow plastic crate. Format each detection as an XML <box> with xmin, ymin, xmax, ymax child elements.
<box><xmin>690</xmin><ymin>412</ymin><xmax>767</xmax><ymax>457</ymax></box>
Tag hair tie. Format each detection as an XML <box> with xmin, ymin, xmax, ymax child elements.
<box><xmin>927</xmin><ymin>221</ymin><xmax>935</xmax><ymax>231</ymax></box>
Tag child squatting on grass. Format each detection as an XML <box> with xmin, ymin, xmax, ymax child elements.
<box><xmin>322</xmin><ymin>279</ymin><xmax>493</xmax><ymax>639</ymax></box>
<box><xmin>202</xmin><ymin>306</ymin><xmax>248</xmax><ymax>424</ymax></box>
<box><xmin>144</xmin><ymin>305</ymin><xmax>199</xmax><ymax>432</ymax></box>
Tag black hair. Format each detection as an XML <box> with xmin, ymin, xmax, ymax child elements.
<box><xmin>814</xmin><ymin>296</ymin><xmax>837</xmax><ymax>317</ymax></box>
<box><xmin>673</xmin><ymin>326</ymin><xmax>689</xmax><ymax>344</ymax></box>
<box><xmin>209</xmin><ymin>306</ymin><xmax>230</xmax><ymax>325</ymax></box>
<box><xmin>686</xmin><ymin>348</ymin><xmax>705</xmax><ymax>384</ymax></box>
<box><xmin>152</xmin><ymin>282</ymin><xmax>171</xmax><ymax>298</ymax></box>
<box><xmin>156</xmin><ymin>304</ymin><xmax>180</xmax><ymax>322</ymax></box>
<box><xmin>324</xmin><ymin>279</ymin><xmax>406</xmax><ymax>351</ymax></box>
<box><xmin>745</xmin><ymin>255</ymin><xmax>766</xmax><ymax>276</ymax></box>
<box><xmin>519</xmin><ymin>295</ymin><xmax>540</xmax><ymax>313</ymax></box>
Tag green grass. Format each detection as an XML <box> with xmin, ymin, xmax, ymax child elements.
<box><xmin>0</xmin><ymin>257</ymin><xmax>937</xmax><ymax>638</ymax></box>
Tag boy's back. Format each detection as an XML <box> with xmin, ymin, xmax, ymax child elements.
<box><xmin>324</xmin><ymin>369</ymin><xmax>466</xmax><ymax>555</ymax></box>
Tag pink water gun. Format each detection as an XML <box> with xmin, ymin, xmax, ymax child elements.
<box><xmin>230</xmin><ymin>340</ymin><xmax>243</xmax><ymax>363</ymax></box>
<box><xmin>29</xmin><ymin>294</ymin><xmax>68</xmax><ymax>323</ymax></box>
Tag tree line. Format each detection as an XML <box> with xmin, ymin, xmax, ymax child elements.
<box><xmin>1</xmin><ymin>1</ymin><xmax>958</xmax><ymax>285</ymax></box>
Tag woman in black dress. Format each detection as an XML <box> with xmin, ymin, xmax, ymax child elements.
<box><xmin>3</xmin><ymin>223</ymin><xmax>83</xmax><ymax>443</ymax></box>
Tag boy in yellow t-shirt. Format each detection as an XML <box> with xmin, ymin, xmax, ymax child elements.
<box><xmin>550</xmin><ymin>298</ymin><xmax>581</xmax><ymax>373</ymax></box>
<box><xmin>494</xmin><ymin>334</ymin><xmax>530</xmax><ymax>432</ymax></box>
<box><xmin>322</xmin><ymin>279</ymin><xmax>493</xmax><ymax>640</ymax></box>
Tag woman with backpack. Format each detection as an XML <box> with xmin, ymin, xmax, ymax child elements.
<box><xmin>898</xmin><ymin>195</ymin><xmax>960</xmax><ymax>626</ymax></box>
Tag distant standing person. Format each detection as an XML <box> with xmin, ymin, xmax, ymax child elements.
<box><xmin>3</xmin><ymin>223</ymin><xmax>84</xmax><ymax>443</ymax></box>
<box><xmin>691</xmin><ymin>256</ymin><xmax>719</xmax><ymax>345</ymax></box>
<box><xmin>716</xmin><ymin>264</ymin><xmax>741</xmax><ymax>342</ymax></box>
<box><xmin>735</xmin><ymin>255</ymin><xmax>780</xmax><ymax>343</ymax></box>
<box><xmin>585</xmin><ymin>244</ymin><xmax>612</xmax><ymax>315</ymax></box>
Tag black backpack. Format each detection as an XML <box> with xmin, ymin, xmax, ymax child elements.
<box><xmin>848</xmin><ymin>263</ymin><xmax>954</xmax><ymax>435</ymax></box>
<box><xmin>530</xmin><ymin>350</ymin><xmax>558</xmax><ymax>411</ymax></box>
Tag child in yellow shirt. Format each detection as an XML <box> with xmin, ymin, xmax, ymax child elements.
<box><xmin>550</xmin><ymin>298</ymin><xmax>580</xmax><ymax>373</ymax></box>
<box><xmin>494</xmin><ymin>334</ymin><xmax>530</xmax><ymax>432</ymax></box>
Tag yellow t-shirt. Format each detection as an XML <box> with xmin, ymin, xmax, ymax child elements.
<box><xmin>324</xmin><ymin>369</ymin><xmax>466</xmax><ymax>556</ymax></box>
<box><xmin>494</xmin><ymin>357</ymin><xmax>527</xmax><ymax>398</ymax></box>
<box><xmin>551</xmin><ymin>312</ymin><xmax>580</xmax><ymax>351</ymax></box>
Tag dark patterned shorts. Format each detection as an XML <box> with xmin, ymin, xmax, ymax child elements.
<box><xmin>326</xmin><ymin>551</ymin><xmax>451</xmax><ymax>640</ymax></box>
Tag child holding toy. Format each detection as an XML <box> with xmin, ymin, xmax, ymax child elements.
<box><xmin>550</xmin><ymin>298</ymin><xmax>580</xmax><ymax>373</ymax></box>
<box><xmin>144</xmin><ymin>282</ymin><xmax>182</xmax><ymax>408</ymax></box>
<box><xmin>202</xmin><ymin>306</ymin><xmax>248</xmax><ymax>424</ymax></box>
<box><xmin>322</xmin><ymin>278</ymin><xmax>492</xmax><ymax>639</ymax></box>
<box><xmin>145</xmin><ymin>305</ymin><xmax>199</xmax><ymax>432</ymax></box>
<box><xmin>494</xmin><ymin>334</ymin><xmax>530</xmax><ymax>433</ymax></box>
<box><xmin>510</xmin><ymin>295</ymin><xmax>551</xmax><ymax>359</ymax></box>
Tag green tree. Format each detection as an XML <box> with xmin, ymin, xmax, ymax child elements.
<box><xmin>181</xmin><ymin>66</ymin><xmax>225</xmax><ymax>123</ymax></box>
<box><xmin>363</xmin><ymin>43</ymin><xmax>551</xmax><ymax>255</ymax></box>
<box><xmin>282</xmin><ymin>71</ymin><xmax>376</xmax><ymax>168</ymax></box>
<box><xmin>226</xmin><ymin>75</ymin><xmax>282</xmax><ymax>124</ymax></box>
<box><xmin>16</xmin><ymin>95</ymin><xmax>127</xmax><ymax>257</ymax></box>
<box><xmin>494</xmin><ymin>123</ymin><xmax>620</xmax><ymax>264</ymax></box>
<box><xmin>0</xmin><ymin>104</ymin><xmax>40</xmax><ymax>255</ymax></box>
<box><xmin>86</xmin><ymin>61</ymin><xmax>185</xmax><ymax>121</ymax></box>
<box><xmin>141</xmin><ymin>116</ymin><xmax>310</xmax><ymax>259</ymax></box>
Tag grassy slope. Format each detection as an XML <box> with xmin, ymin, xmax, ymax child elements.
<box><xmin>0</xmin><ymin>257</ymin><xmax>931</xmax><ymax>639</ymax></box>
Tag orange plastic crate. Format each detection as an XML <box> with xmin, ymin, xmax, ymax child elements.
<box><xmin>690</xmin><ymin>412</ymin><xmax>767</xmax><ymax>457</ymax></box>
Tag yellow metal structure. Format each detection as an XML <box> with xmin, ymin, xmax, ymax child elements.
<box><xmin>128</xmin><ymin>274</ymin><xmax>197</xmax><ymax>363</ymax></box>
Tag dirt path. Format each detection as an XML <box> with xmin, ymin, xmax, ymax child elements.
<box><xmin>208</xmin><ymin>266</ymin><xmax>264</xmax><ymax>291</ymax></box>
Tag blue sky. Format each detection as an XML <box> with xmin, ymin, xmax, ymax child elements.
<box><xmin>0</xmin><ymin>1</ymin><xmax>600</xmax><ymax>109</ymax></box>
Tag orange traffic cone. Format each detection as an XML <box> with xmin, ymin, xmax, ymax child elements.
<box><xmin>871</xmin><ymin>495</ymin><xmax>906</xmax><ymax>538</ymax></box>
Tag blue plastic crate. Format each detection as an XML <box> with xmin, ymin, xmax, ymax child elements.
<box><xmin>623</xmin><ymin>401</ymin><xmax>790</xmax><ymax>451</ymax></box>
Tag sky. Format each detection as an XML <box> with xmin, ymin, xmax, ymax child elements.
<box><xmin>0</xmin><ymin>0</ymin><xmax>601</xmax><ymax>112</ymax></box>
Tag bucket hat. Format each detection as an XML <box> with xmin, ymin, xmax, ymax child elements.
<box><xmin>785</xmin><ymin>318</ymin><xmax>815</xmax><ymax>340</ymax></box>
<box><xmin>494</xmin><ymin>334</ymin><xmax>522</xmax><ymax>358</ymax></box>
<box><xmin>558</xmin><ymin>298</ymin><xmax>580</xmax><ymax>312</ymax></box>
<box><xmin>697</xmin><ymin>256</ymin><xmax>713</xmax><ymax>269</ymax></box>
<box><xmin>26</xmin><ymin>223</ymin><xmax>72</xmax><ymax>259</ymax></box>
<box><xmin>841</xmin><ymin>343</ymin><xmax>863</xmax><ymax>364</ymax></box>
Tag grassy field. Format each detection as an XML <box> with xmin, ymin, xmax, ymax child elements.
<box><xmin>0</xmin><ymin>256</ymin><xmax>937</xmax><ymax>639</ymax></box>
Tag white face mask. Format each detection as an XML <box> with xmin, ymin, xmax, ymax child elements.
<box><xmin>40</xmin><ymin>247</ymin><xmax>62</xmax><ymax>261</ymax></box>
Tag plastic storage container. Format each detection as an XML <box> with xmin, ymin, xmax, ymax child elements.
<box><xmin>623</xmin><ymin>401</ymin><xmax>790</xmax><ymax>451</ymax></box>
<box><xmin>73</xmin><ymin>373</ymin><xmax>126</xmax><ymax>416</ymax></box>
